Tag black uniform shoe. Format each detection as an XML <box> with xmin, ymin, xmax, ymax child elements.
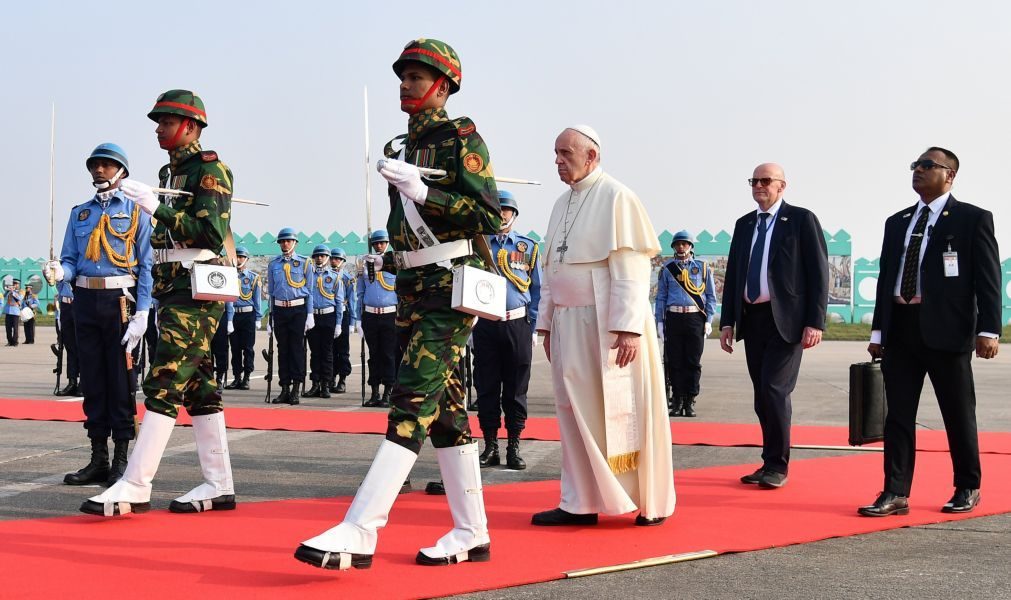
<box><xmin>479</xmin><ymin>438</ymin><xmax>500</xmax><ymax>467</ymax></box>
<box><xmin>106</xmin><ymin>440</ymin><xmax>129</xmax><ymax>486</ymax></box>
<box><xmin>169</xmin><ymin>494</ymin><xmax>237</xmax><ymax>513</ymax></box>
<box><xmin>224</xmin><ymin>376</ymin><xmax>244</xmax><ymax>390</ymax></box>
<box><xmin>858</xmin><ymin>491</ymin><xmax>910</xmax><ymax>517</ymax></box>
<box><xmin>758</xmin><ymin>470</ymin><xmax>788</xmax><ymax>489</ymax></box>
<box><xmin>294</xmin><ymin>545</ymin><xmax>373</xmax><ymax>570</ymax></box>
<box><xmin>942</xmin><ymin>488</ymin><xmax>980</xmax><ymax>513</ymax></box>
<box><xmin>669</xmin><ymin>396</ymin><xmax>683</xmax><ymax>417</ymax></box>
<box><xmin>80</xmin><ymin>499</ymin><xmax>150</xmax><ymax>516</ymax></box>
<box><xmin>318</xmin><ymin>382</ymin><xmax>331</xmax><ymax>398</ymax></box>
<box><xmin>531</xmin><ymin>508</ymin><xmax>598</xmax><ymax>526</ymax></box>
<box><xmin>288</xmin><ymin>383</ymin><xmax>301</xmax><ymax>405</ymax></box>
<box><xmin>506</xmin><ymin>436</ymin><xmax>526</xmax><ymax>470</ymax></box>
<box><xmin>415</xmin><ymin>543</ymin><xmax>491</xmax><ymax>566</ymax></box>
<box><xmin>271</xmin><ymin>384</ymin><xmax>291</xmax><ymax>404</ymax></box>
<box><xmin>64</xmin><ymin>438</ymin><xmax>110</xmax><ymax>485</ymax></box>
<box><xmin>425</xmin><ymin>480</ymin><xmax>445</xmax><ymax>495</ymax></box>
<box><xmin>236</xmin><ymin>374</ymin><xmax>251</xmax><ymax>390</ymax></box>
<box><xmin>682</xmin><ymin>396</ymin><xmax>697</xmax><ymax>418</ymax></box>
<box><xmin>740</xmin><ymin>468</ymin><xmax>766</xmax><ymax>485</ymax></box>
<box><xmin>215</xmin><ymin>373</ymin><xmax>226</xmax><ymax>389</ymax></box>
<box><xmin>635</xmin><ymin>514</ymin><xmax>667</xmax><ymax>526</ymax></box>
<box><xmin>304</xmin><ymin>382</ymin><xmax>321</xmax><ymax>398</ymax></box>
<box><xmin>364</xmin><ymin>385</ymin><xmax>381</xmax><ymax>407</ymax></box>
<box><xmin>379</xmin><ymin>385</ymin><xmax>392</xmax><ymax>408</ymax></box>
<box><xmin>334</xmin><ymin>376</ymin><xmax>347</xmax><ymax>394</ymax></box>
<box><xmin>57</xmin><ymin>378</ymin><xmax>80</xmax><ymax>397</ymax></box>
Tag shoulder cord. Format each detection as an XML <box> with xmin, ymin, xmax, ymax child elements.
<box><xmin>84</xmin><ymin>205</ymin><xmax>140</xmax><ymax>268</ymax></box>
<box><xmin>316</xmin><ymin>274</ymin><xmax>336</xmax><ymax>300</ymax></box>
<box><xmin>497</xmin><ymin>248</ymin><xmax>531</xmax><ymax>293</ymax></box>
<box><xmin>676</xmin><ymin>261</ymin><xmax>707</xmax><ymax>295</ymax></box>
<box><xmin>283</xmin><ymin>262</ymin><xmax>306</xmax><ymax>288</ymax></box>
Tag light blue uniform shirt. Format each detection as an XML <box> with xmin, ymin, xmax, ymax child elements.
<box><xmin>356</xmin><ymin>270</ymin><xmax>397</xmax><ymax>319</ymax></box>
<box><xmin>3</xmin><ymin>289</ymin><xmax>23</xmax><ymax>316</ymax></box>
<box><xmin>231</xmin><ymin>267</ymin><xmax>263</xmax><ymax>321</ymax></box>
<box><xmin>654</xmin><ymin>256</ymin><xmax>717</xmax><ymax>325</ymax></box>
<box><xmin>267</xmin><ymin>253</ymin><xmax>315</xmax><ymax>313</ymax></box>
<box><xmin>489</xmin><ymin>231</ymin><xmax>542</xmax><ymax>327</ymax></box>
<box><xmin>310</xmin><ymin>265</ymin><xmax>345</xmax><ymax>323</ymax></box>
<box><xmin>59</xmin><ymin>190</ymin><xmax>154</xmax><ymax>311</ymax></box>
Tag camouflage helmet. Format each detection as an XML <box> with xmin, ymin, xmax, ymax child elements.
<box><xmin>311</xmin><ymin>244</ymin><xmax>331</xmax><ymax>257</ymax></box>
<box><xmin>330</xmin><ymin>247</ymin><xmax>348</xmax><ymax>261</ymax></box>
<box><xmin>147</xmin><ymin>90</ymin><xmax>208</xmax><ymax>127</ymax></box>
<box><xmin>498</xmin><ymin>189</ymin><xmax>518</xmax><ymax>215</ymax></box>
<box><xmin>276</xmin><ymin>227</ymin><xmax>298</xmax><ymax>243</ymax></box>
<box><xmin>86</xmin><ymin>143</ymin><xmax>130</xmax><ymax>176</ymax></box>
<box><xmin>393</xmin><ymin>38</ymin><xmax>462</xmax><ymax>94</ymax></box>
<box><xmin>671</xmin><ymin>229</ymin><xmax>695</xmax><ymax>249</ymax></box>
<box><xmin>235</xmin><ymin>246</ymin><xmax>250</xmax><ymax>258</ymax></box>
<box><xmin>369</xmin><ymin>229</ymin><xmax>390</xmax><ymax>245</ymax></box>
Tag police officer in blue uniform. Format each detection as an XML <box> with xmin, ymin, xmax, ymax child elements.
<box><xmin>267</xmin><ymin>227</ymin><xmax>315</xmax><ymax>404</ymax></box>
<box><xmin>304</xmin><ymin>245</ymin><xmax>345</xmax><ymax>399</ymax></box>
<box><xmin>21</xmin><ymin>286</ymin><xmax>39</xmax><ymax>344</ymax></box>
<box><xmin>211</xmin><ymin>301</ymin><xmax>234</xmax><ymax>388</ymax></box>
<box><xmin>224</xmin><ymin>246</ymin><xmax>262</xmax><ymax>390</ymax></box>
<box><xmin>54</xmin><ymin>279</ymin><xmax>81</xmax><ymax>395</ymax></box>
<box><xmin>473</xmin><ymin>190</ymin><xmax>541</xmax><ymax>470</ymax></box>
<box><xmin>44</xmin><ymin>143</ymin><xmax>154</xmax><ymax>486</ymax></box>
<box><xmin>654</xmin><ymin>230</ymin><xmax>716</xmax><ymax>417</ymax></box>
<box><xmin>4</xmin><ymin>279</ymin><xmax>23</xmax><ymax>346</ymax></box>
<box><xmin>356</xmin><ymin>229</ymin><xmax>399</xmax><ymax>407</ymax></box>
<box><xmin>329</xmin><ymin>247</ymin><xmax>357</xmax><ymax>394</ymax></box>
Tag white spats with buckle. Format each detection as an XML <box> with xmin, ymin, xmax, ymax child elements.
<box><xmin>104</xmin><ymin>502</ymin><xmax>132</xmax><ymax>517</ymax></box>
<box><xmin>189</xmin><ymin>499</ymin><xmax>213</xmax><ymax>512</ymax></box>
<box><xmin>338</xmin><ymin>553</ymin><xmax>351</xmax><ymax>570</ymax></box>
<box><xmin>452</xmin><ymin>550</ymin><xmax>470</xmax><ymax>563</ymax></box>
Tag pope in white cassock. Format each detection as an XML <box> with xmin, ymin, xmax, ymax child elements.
<box><xmin>532</xmin><ymin>125</ymin><xmax>675</xmax><ymax>527</ymax></box>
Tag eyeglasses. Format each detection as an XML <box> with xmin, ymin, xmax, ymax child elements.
<box><xmin>910</xmin><ymin>159</ymin><xmax>953</xmax><ymax>172</ymax></box>
<box><xmin>748</xmin><ymin>177</ymin><xmax>784</xmax><ymax>187</ymax></box>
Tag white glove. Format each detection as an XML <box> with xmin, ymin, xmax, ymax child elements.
<box><xmin>532</xmin><ymin>333</ymin><xmax>539</xmax><ymax>347</ymax></box>
<box><xmin>305</xmin><ymin>312</ymin><xmax>315</xmax><ymax>332</ymax></box>
<box><xmin>377</xmin><ymin>158</ymin><xmax>428</xmax><ymax>205</ymax></box>
<box><xmin>43</xmin><ymin>260</ymin><xmax>65</xmax><ymax>283</ymax></box>
<box><xmin>705</xmin><ymin>322</ymin><xmax>713</xmax><ymax>337</ymax></box>
<box><xmin>255</xmin><ymin>320</ymin><xmax>262</xmax><ymax>330</ymax></box>
<box><xmin>120</xmin><ymin>310</ymin><xmax>149</xmax><ymax>354</ymax></box>
<box><xmin>334</xmin><ymin>324</ymin><xmax>342</xmax><ymax>339</ymax></box>
<box><xmin>227</xmin><ymin>321</ymin><xmax>234</xmax><ymax>335</ymax></box>
<box><xmin>266</xmin><ymin>322</ymin><xmax>272</xmax><ymax>334</ymax></box>
<box><xmin>657</xmin><ymin>322</ymin><xmax>665</xmax><ymax>341</ymax></box>
<box><xmin>365</xmin><ymin>254</ymin><xmax>384</xmax><ymax>271</ymax></box>
<box><xmin>119</xmin><ymin>179</ymin><xmax>160</xmax><ymax>215</ymax></box>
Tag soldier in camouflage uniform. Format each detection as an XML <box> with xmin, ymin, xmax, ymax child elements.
<box><xmin>295</xmin><ymin>38</ymin><xmax>501</xmax><ymax>571</ymax></box>
<box><xmin>83</xmin><ymin>90</ymin><xmax>237</xmax><ymax>517</ymax></box>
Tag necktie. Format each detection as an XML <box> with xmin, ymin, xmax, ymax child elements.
<box><xmin>900</xmin><ymin>206</ymin><xmax>930</xmax><ymax>302</ymax></box>
<box><xmin>746</xmin><ymin>213</ymin><xmax>770</xmax><ymax>303</ymax></box>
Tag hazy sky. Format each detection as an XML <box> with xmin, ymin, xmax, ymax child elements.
<box><xmin>3</xmin><ymin>0</ymin><xmax>1009</xmax><ymax>263</ymax></box>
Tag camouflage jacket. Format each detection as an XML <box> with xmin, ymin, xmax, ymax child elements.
<box><xmin>151</xmin><ymin>141</ymin><xmax>233</xmax><ymax>298</ymax></box>
<box><xmin>382</xmin><ymin>107</ymin><xmax>501</xmax><ymax>296</ymax></box>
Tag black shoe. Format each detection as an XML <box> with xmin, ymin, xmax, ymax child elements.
<box><xmin>364</xmin><ymin>385</ymin><xmax>381</xmax><ymax>407</ymax></box>
<box><xmin>379</xmin><ymin>385</ymin><xmax>392</xmax><ymax>408</ymax></box>
<box><xmin>506</xmin><ymin>436</ymin><xmax>526</xmax><ymax>470</ymax></box>
<box><xmin>479</xmin><ymin>437</ymin><xmax>500</xmax><ymax>467</ymax></box>
<box><xmin>57</xmin><ymin>378</ymin><xmax>80</xmax><ymax>397</ymax></box>
<box><xmin>237</xmin><ymin>374</ymin><xmax>250</xmax><ymax>390</ymax></box>
<box><xmin>400</xmin><ymin>479</ymin><xmax>412</xmax><ymax>494</ymax></box>
<box><xmin>64</xmin><ymin>438</ymin><xmax>110</xmax><ymax>485</ymax></box>
<box><xmin>941</xmin><ymin>488</ymin><xmax>980</xmax><ymax>513</ymax></box>
<box><xmin>669</xmin><ymin>396</ymin><xmax>683</xmax><ymax>417</ymax></box>
<box><xmin>682</xmin><ymin>396</ymin><xmax>697</xmax><ymax>418</ymax></box>
<box><xmin>304</xmin><ymin>382</ymin><xmax>321</xmax><ymax>398</ymax></box>
<box><xmin>224</xmin><ymin>376</ymin><xmax>243</xmax><ymax>390</ymax></box>
<box><xmin>318</xmin><ymin>382</ymin><xmax>331</xmax><ymax>398</ymax></box>
<box><xmin>271</xmin><ymin>384</ymin><xmax>291</xmax><ymax>404</ymax></box>
<box><xmin>169</xmin><ymin>494</ymin><xmax>237</xmax><ymax>513</ymax></box>
<box><xmin>858</xmin><ymin>491</ymin><xmax>910</xmax><ymax>517</ymax></box>
<box><xmin>740</xmin><ymin>468</ymin><xmax>766</xmax><ymax>485</ymax></box>
<box><xmin>425</xmin><ymin>480</ymin><xmax>445</xmax><ymax>495</ymax></box>
<box><xmin>334</xmin><ymin>377</ymin><xmax>346</xmax><ymax>394</ymax></box>
<box><xmin>416</xmin><ymin>543</ymin><xmax>491</xmax><ymax>566</ymax></box>
<box><xmin>294</xmin><ymin>545</ymin><xmax>372</xmax><ymax>570</ymax></box>
<box><xmin>215</xmin><ymin>373</ymin><xmax>225</xmax><ymax>389</ymax></box>
<box><xmin>531</xmin><ymin>508</ymin><xmax>598</xmax><ymax>526</ymax></box>
<box><xmin>106</xmin><ymin>440</ymin><xmax>129</xmax><ymax>486</ymax></box>
<box><xmin>635</xmin><ymin>514</ymin><xmax>667</xmax><ymax>526</ymax></box>
<box><xmin>758</xmin><ymin>470</ymin><xmax>788</xmax><ymax>489</ymax></box>
<box><xmin>288</xmin><ymin>383</ymin><xmax>301</xmax><ymax>405</ymax></box>
<box><xmin>80</xmin><ymin>499</ymin><xmax>150</xmax><ymax>516</ymax></box>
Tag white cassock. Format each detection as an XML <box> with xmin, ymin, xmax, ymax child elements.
<box><xmin>537</xmin><ymin>167</ymin><xmax>675</xmax><ymax>519</ymax></box>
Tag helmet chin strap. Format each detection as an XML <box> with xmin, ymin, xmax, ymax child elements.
<box><xmin>499</xmin><ymin>214</ymin><xmax>516</xmax><ymax>233</ymax></box>
<box><xmin>161</xmin><ymin>117</ymin><xmax>192</xmax><ymax>150</ymax></box>
<box><xmin>93</xmin><ymin>167</ymin><xmax>124</xmax><ymax>190</ymax></box>
<box><xmin>402</xmin><ymin>76</ymin><xmax>446</xmax><ymax>115</ymax></box>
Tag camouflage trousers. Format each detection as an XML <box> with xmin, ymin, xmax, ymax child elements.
<box><xmin>386</xmin><ymin>291</ymin><xmax>475</xmax><ymax>454</ymax></box>
<box><xmin>143</xmin><ymin>292</ymin><xmax>225</xmax><ymax>419</ymax></box>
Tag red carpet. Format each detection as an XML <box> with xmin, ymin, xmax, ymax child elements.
<box><xmin>3</xmin><ymin>398</ymin><xmax>1011</xmax><ymax>455</ymax></box>
<box><xmin>3</xmin><ymin>452</ymin><xmax>1010</xmax><ymax>599</ymax></box>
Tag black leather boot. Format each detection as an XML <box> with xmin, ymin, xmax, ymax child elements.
<box><xmin>305</xmin><ymin>381</ymin><xmax>321</xmax><ymax>398</ymax></box>
<box><xmin>683</xmin><ymin>396</ymin><xmax>697</xmax><ymax>418</ymax></box>
<box><xmin>224</xmin><ymin>374</ymin><xmax>243</xmax><ymax>390</ymax></box>
<box><xmin>318</xmin><ymin>381</ymin><xmax>331</xmax><ymax>398</ymax></box>
<box><xmin>669</xmin><ymin>395</ymin><xmax>683</xmax><ymax>417</ymax></box>
<box><xmin>271</xmin><ymin>384</ymin><xmax>291</xmax><ymax>404</ymax></box>
<box><xmin>64</xmin><ymin>438</ymin><xmax>110</xmax><ymax>485</ymax></box>
<box><xmin>107</xmin><ymin>439</ymin><xmax>129</xmax><ymax>486</ymax></box>
<box><xmin>57</xmin><ymin>377</ymin><xmax>80</xmax><ymax>397</ymax></box>
<box><xmin>365</xmin><ymin>385</ymin><xmax>381</xmax><ymax>407</ymax></box>
<box><xmin>479</xmin><ymin>435</ymin><xmax>500</xmax><ymax>467</ymax></box>
<box><xmin>506</xmin><ymin>435</ymin><xmax>526</xmax><ymax>470</ymax></box>
<box><xmin>237</xmin><ymin>373</ymin><xmax>251</xmax><ymax>390</ymax></box>
<box><xmin>334</xmin><ymin>376</ymin><xmax>346</xmax><ymax>394</ymax></box>
<box><xmin>215</xmin><ymin>372</ymin><xmax>226</xmax><ymax>389</ymax></box>
<box><xmin>288</xmin><ymin>382</ymin><xmax>301</xmax><ymax>405</ymax></box>
<box><xmin>379</xmin><ymin>385</ymin><xmax>392</xmax><ymax>408</ymax></box>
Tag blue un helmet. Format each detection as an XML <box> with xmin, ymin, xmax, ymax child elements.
<box><xmin>671</xmin><ymin>229</ymin><xmax>695</xmax><ymax>255</ymax></box>
<box><xmin>235</xmin><ymin>246</ymin><xmax>250</xmax><ymax>258</ymax></box>
<box><xmin>276</xmin><ymin>227</ymin><xmax>298</xmax><ymax>243</ymax></box>
<box><xmin>87</xmin><ymin>143</ymin><xmax>130</xmax><ymax>190</ymax></box>
<box><xmin>311</xmin><ymin>244</ymin><xmax>331</xmax><ymax>257</ymax></box>
<box><xmin>330</xmin><ymin>247</ymin><xmax>348</xmax><ymax>261</ymax></box>
<box><xmin>498</xmin><ymin>189</ymin><xmax>519</xmax><ymax>215</ymax></box>
<box><xmin>369</xmin><ymin>229</ymin><xmax>390</xmax><ymax>246</ymax></box>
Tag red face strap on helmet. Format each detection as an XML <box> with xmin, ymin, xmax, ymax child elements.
<box><xmin>162</xmin><ymin>117</ymin><xmax>193</xmax><ymax>149</ymax></box>
<box><xmin>401</xmin><ymin>75</ymin><xmax>446</xmax><ymax>115</ymax></box>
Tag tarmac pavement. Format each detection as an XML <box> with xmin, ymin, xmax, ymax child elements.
<box><xmin>0</xmin><ymin>327</ymin><xmax>1008</xmax><ymax>599</ymax></box>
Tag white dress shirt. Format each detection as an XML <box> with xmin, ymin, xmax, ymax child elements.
<box><xmin>744</xmin><ymin>197</ymin><xmax>784</xmax><ymax>304</ymax></box>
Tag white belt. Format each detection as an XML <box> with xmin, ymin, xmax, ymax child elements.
<box><xmin>75</xmin><ymin>275</ymin><xmax>135</xmax><ymax>290</ymax></box>
<box><xmin>667</xmin><ymin>305</ymin><xmax>701</xmax><ymax>314</ymax></box>
<box><xmin>392</xmin><ymin>239</ymin><xmax>472</xmax><ymax>269</ymax></box>
<box><xmin>503</xmin><ymin>306</ymin><xmax>527</xmax><ymax>321</ymax></box>
<box><xmin>153</xmin><ymin>248</ymin><xmax>217</xmax><ymax>265</ymax></box>
<box><xmin>314</xmin><ymin>306</ymin><xmax>336</xmax><ymax>315</ymax></box>
<box><xmin>274</xmin><ymin>298</ymin><xmax>305</xmax><ymax>308</ymax></box>
<box><xmin>364</xmin><ymin>305</ymin><xmax>396</xmax><ymax>315</ymax></box>
<box><xmin>234</xmin><ymin>306</ymin><xmax>254</xmax><ymax>313</ymax></box>
<box><xmin>61</xmin><ymin>297</ymin><xmax>74</xmax><ymax>304</ymax></box>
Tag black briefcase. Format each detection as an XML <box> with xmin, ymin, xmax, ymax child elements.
<box><xmin>848</xmin><ymin>360</ymin><xmax>887</xmax><ymax>446</ymax></box>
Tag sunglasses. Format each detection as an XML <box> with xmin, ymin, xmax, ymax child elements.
<box><xmin>910</xmin><ymin>159</ymin><xmax>953</xmax><ymax>171</ymax></box>
<box><xmin>748</xmin><ymin>177</ymin><xmax>784</xmax><ymax>187</ymax></box>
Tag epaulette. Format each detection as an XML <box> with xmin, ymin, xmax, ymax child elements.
<box><xmin>452</xmin><ymin>116</ymin><xmax>476</xmax><ymax>137</ymax></box>
<box><xmin>201</xmin><ymin>151</ymin><xmax>219</xmax><ymax>162</ymax></box>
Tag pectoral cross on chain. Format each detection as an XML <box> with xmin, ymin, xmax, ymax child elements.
<box><xmin>556</xmin><ymin>240</ymin><xmax>569</xmax><ymax>260</ymax></box>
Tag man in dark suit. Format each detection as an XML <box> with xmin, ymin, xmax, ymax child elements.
<box><xmin>859</xmin><ymin>147</ymin><xmax>1001</xmax><ymax>517</ymax></box>
<box><xmin>720</xmin><ymin>163</ymin><xmax>829</xmax><ymax>489</ymax></box>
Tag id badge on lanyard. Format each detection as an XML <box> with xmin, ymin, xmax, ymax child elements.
<box><xmin>942</xmin><ymin>244</ymin><xmax>958</xmax><ymax>278</ymax></box>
